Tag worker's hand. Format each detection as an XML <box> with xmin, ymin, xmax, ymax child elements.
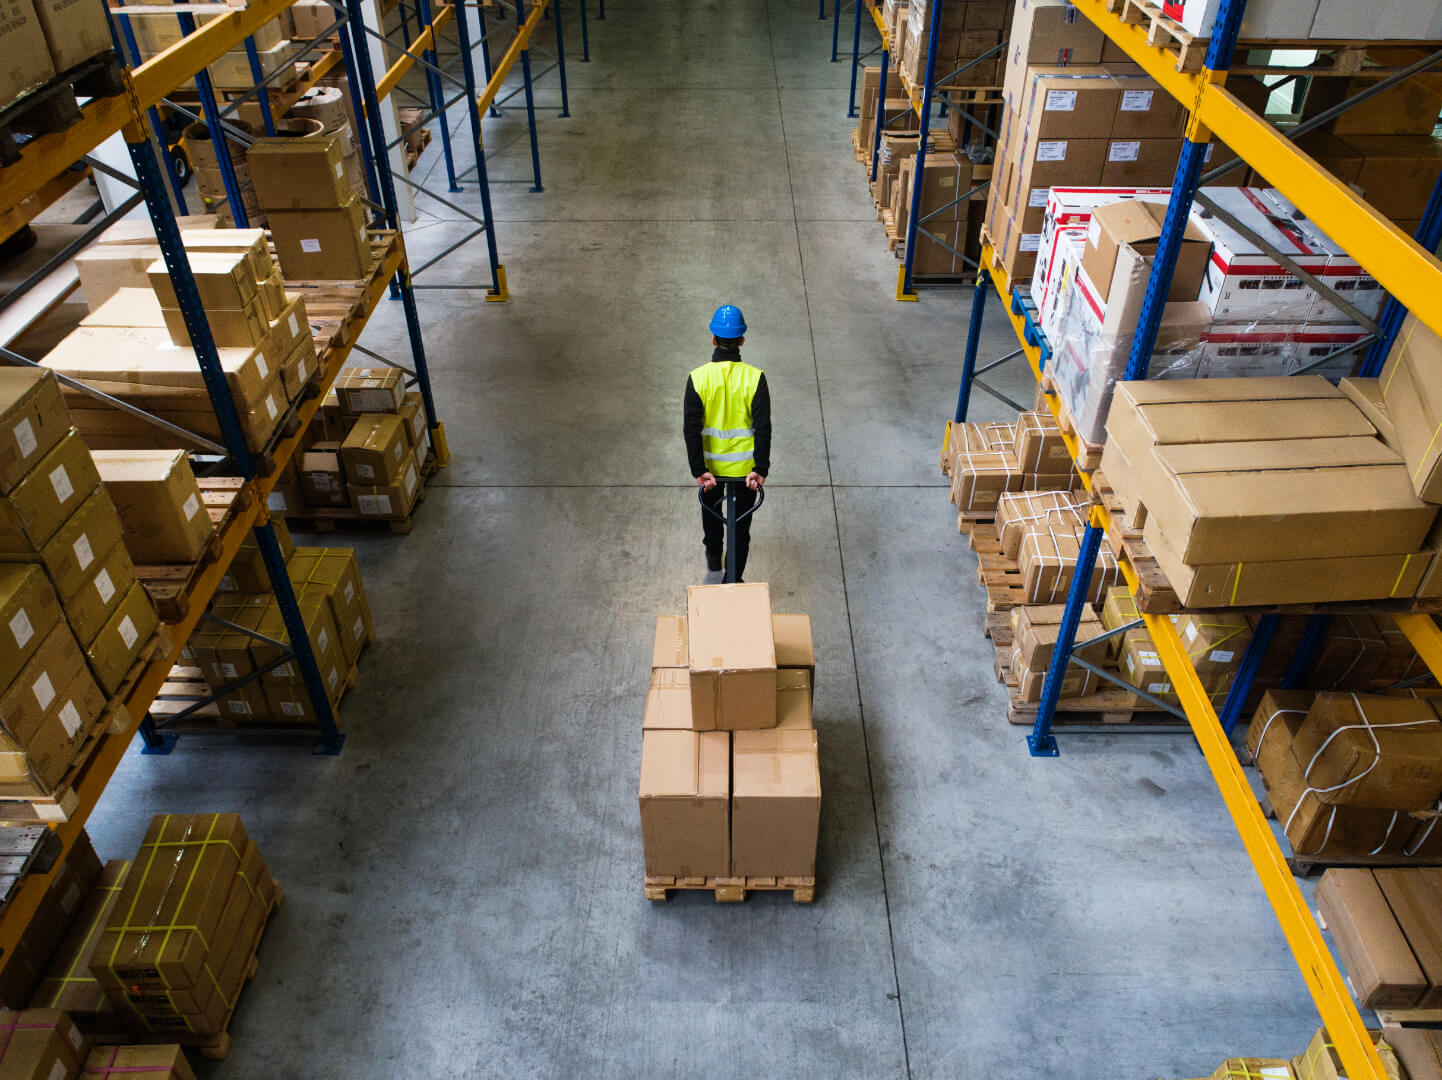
<box><xmin>746</xmin><ymin>472</ymin><xmax>765</xmax><ymax>491</ymax></box>
<box><xmin>697</xmin><ymin>472</ymin><xmax>717</xmax><ymax>491</ymax></box>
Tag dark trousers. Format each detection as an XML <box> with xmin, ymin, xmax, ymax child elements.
<box><xmin>700</xmin><ymin>482</ymin><xmax>757</xmax><ymax>579</ymax></box>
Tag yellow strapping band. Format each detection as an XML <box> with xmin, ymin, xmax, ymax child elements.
<box><xmin>1392</xmin><ymin>553</ymin><xmax>1415</xmax><ymax>598</ymax></box>
<box><xmin>1382</xmin><ymin>319</ymin><xmax>1418</xmax><ymax>395</ymax></box>
<box><xmin>1229</xmin><ymin>562</ymin><xmax>1244</xmax><ymax>607</ymax></box>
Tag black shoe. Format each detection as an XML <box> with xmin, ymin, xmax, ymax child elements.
<box><xmin>706</xmin><ymin>546</ymin><xmax>723</xmax><ymax>572</ymax></box>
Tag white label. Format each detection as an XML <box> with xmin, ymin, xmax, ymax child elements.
<box><xmin>219</xmin><ymin>574</ymin><xmax>236</xmax><ymax>591</ymax></box>
<box><xmin>1147</xmin><ymin>681</ymin><xmax>1172</xmax><ymax>693</ymax></box>
<box><xmin>328</xmin><ymin>667</ymin><xmax>339</xmax><ymax>690</ymax></box>
<box><xmin>268</xmin><ymin>492</ymin><xmax>290</xmax><ymax>513</ymax></box>
<box><xmin>402</xmin><ymin>463</ymin><xmax>417</xmax><ymax>496</ymax></box>
<box><xmin>1035</xmin><ymin>140</ymin><xmax>1067</xmax><ymax>162</ymax></box>
<box><xmin>31</xmin><ymin>671</ymin><xmax>55</xmax><ymax>711</ymax></box>
<box><xmin>281</xmin><ymin>700</ymin><xmax>303</xmax><ymax>717</ymax></box>
<box><xmin>12</xmin><ymin>418</ymin><xmax>36</xmax><ymax>459</ymax></box>
<box><xmin>49</xmin><ymin>1055</ymin><xmax>69</xmax><ymax>1080</ymax></box>
<box><xmin>1139</xmin><ymin>651</ymin><xmax>1160</xmax><ymax>662</ymax></box>
<box><xmin>357</xmin><ymin>495</ymin><xmax>377</xmax><ymax>516</ymax></box>
<box><xmin>1204</xmin><ymin>143</ymin><xmax>1215</xmax><ymax>162</ymax></box>
<box><xmin>344</xmin><ymin>582</ymin><xmax>355</xmax><ymax>605</ymax></box>
<box><xmin>298</xmin><ymin>356</ymin><xmax>309</xmax><ymax>381</ymax></box>
<box><xmin>353</xmin><ymin>615</ymin><xmax>363</xmax><ymax>642</ymax></box>
<box><xmin>392</xmin><ymin>442</ymin><xmax>403</xmax><ymax>461</ymax></box>
<box><xmin>1086</xmin><ymin>218</ymin><xmax>1101</xmax><ymax>247</ymax></box>
<box><xmin>1019</xmin><ymin>234</ymin><xmax>1041</xmax><ymax>253</ymax></box>
<box><xmin>94</xmin><ymin>568</ymin><xmax>115</xmax><ymax>605</ymax></box>
<box><xmin>255</xmin><ymin>351</ymin><xmax>269</xmax><ymax>379</ymax></box>
<box><xmin>1209</xmin><ymin>649</ymin><xmax>1235</xmax><ymax>664</ymax></box>
<box><xmin>1028</xmin><ymin>187</ymin><xmax>1050</xmax><ymax>208</ymax></box>
<box><xmin>49</xmin><ymin>464</ymin><xmax>73</xmax><ymax>505</ymax></box>
<box><xmin>267</xmin><ymin>394</ymin><xmax>279</xmax><ymax>420</ymax></box>
<box><xmin>356</xmin><ymin>462</ymin><xmax>375</xmax><ymax>480</ymax></box>
<box><xmin>1044</xmin><ymin>89</ymin><xmax>1077</xmax><ymax>111</ymax></box>
<box><xmin>275</xmin><ymin>662</ymin><xmax>294</xmax><ymax>678</ymax></box>
<box><xmin>361</xmin><ymin>378</ymin><xmax>381</xmax><ymax>388</ymax></box>
<box><xmin>318</xmin><ymin>627</ymin><xmax>329</xmax><ymax>653</ymax></box>
<box><xmin>215</xmin><ymin>662</ymin><xmax>237</xmax><ymax>679</ymax></box>
<box><xmin>1108</xmin><ymin>140</ymin><xmax>1141</xmax><ymax>162</ymax></box>
<box><xmin>183</xmin><ymin>492</ymin><xmax>201</xmax><ymax>520</ymax></box>
<box><xmin>58</xmin><ymin>699</ymin><xmax>82</xmax><ymax>737</ymax></box>
<box><xmin>335</xmin><ymin>161</ymin><xmax>345</xmax><ymax>177</ymax></box>
<box><xmin>289</xmin><ymin>313</ymin><xmax>300</xmax><ymax>337</ymax></box>
<box><xmin>301</xmin><ymin>238</ymin><xmax>322</xmax><ymax>253</ymax></box>
<box><xmin>1183</xmin><ymin>621</ymin><xmax>1197</xmax><ymax>642</ymax></box>
<box><xmin>1120</xmin><ymin>89</ymin><xmax>1154</xmax><ymax>111</ymax></box>
<box><xmin>118</xmin><ymin>615</ymin><xmax>138</xmax><ymax>649</ymax></box>
<box><xmin>376</xmin><ymin>494</ymin><xmax>392</xmax><ymax>515</ymax></box>
<box><xmin>73</xmin><ymin>532</ymin><xmax>94</xmax><ymax>572</ymax></box>
<box><xmin>9</xmin><ymin>608</ymin><xmax>33</xmax><ymax>649</ymax></box>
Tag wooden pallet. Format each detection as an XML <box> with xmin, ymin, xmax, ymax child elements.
<box><xmin>644</xmin><ymin>874</ymin><xmax>815</xmax><ymax>903</ymax></box>
<box><xmin>134</xmin><ymin>478</ymin><xmax>254</xmax><ymax>623</ymax></box>
<box><xmin>956</xmin><ymin>509</ymin><xmax>994</xmax><ymax>536</ymax></box>
<box><xmin>149</xmin><ymin>659</ymin><xmax>363</xmax><ymax>733</ymax></box>
<box><xmin>0</xmin><ymin>53</ymin><xmax>126</xmax><ymax>167</ymax></box>
<box><xmin>0</xmin><ymin>827</ymin><xmax>62</xmax><ymax>920</ymax></box>
<box><xmin>0</xmin><ymin>629</ymin><xmax>169</xmax><ymax>824</ymax></box>
<box><xmin>288</xmin><ymin>463</ymin><xmax>429</xmax><ymax>536</ymax></box>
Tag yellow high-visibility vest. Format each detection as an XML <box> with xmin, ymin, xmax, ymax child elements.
<box><xmin>690</xmin><ymin>360</ymin><xmax>762</xmax><ymax>477</ymax></box>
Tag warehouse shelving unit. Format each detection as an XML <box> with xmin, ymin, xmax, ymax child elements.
<box><xmin>947</xmin><ymin>1</ymin><xmax>1442</xmax><ymax>1075</ymax></box>
<box><xmin>0</xmin><ymin>0</ymin><xmax>450</xmax><ymax>966</ymax></box>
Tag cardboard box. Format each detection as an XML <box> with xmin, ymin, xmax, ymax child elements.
<box><xmin>335</xmin><ymin>368</ymin><xmax>404</xmax><ymax>415</ymax></box>
<box><xmin>14</xmin><ymin>486</ymin><xmax>123</xmax><ymax>600</ymax></box>
<box><xmin>0</xmin><ymin>431</ymin><xmax>99</xmax><ymax>553</ymax></box>
<box><xmin>997</xmin><ymin>490</ymin><xmax>1086</xmax><ymax>561</ymax></box>
<box><xmin>1292</xmin><ymin>693</ymin><xmax>1442</xmax><ymax>809</ymax></box>
<box><xmin>1374</xmin><ymin>869</ymin><xmax>1442</xmax><ymax>1008</ymax></box>
<box><xmin>339</xmin><ymin>414</ymin><xmax>408</xmax><ymax>486</ymax></box>
<box><xmin>76</xmin><ymin>247</ymin><xmax>165</xmax><ymax>310</ymax></box>
<box><xmin>246</xmin><ymin>135</ymin><xmax>351</xmax><ymax>210</ymax></box>
<box><xmin>775</xmin><ymin>669</ymin><xmax>813</xmax><ymax>729</ymax></box>
<box><xmin>1012</xmin><ymin>412</ymin><xmax>1073</xmax><ymax>475</ymax></box>
<box><xmin>1341</xmin><ymin>378</ymin><xmax>1399</xmax><ymax>451</ymax></box>
<box><xmin>146</xmin><ymin>253</ymin><xmax>257</xmax><ymax>313</ymax></box>
<box><xmin>1119</xmin><ymin>635</ymin><xmax>1173</xmax><ymax>703</ymax></box>
<box><xmin>346</xmin><ymin>454</ymin><xmax>420</xmax><ymax>521</ymax></box>
<box><xmin>0</xmin><ymin>563</ymin><xmax>62</xmax><ymax>691</ymax></box>
<box><xmin>31</xmin><ymin>859</ymin><xmax>130</xmax><ymax>1028</ymax></box>
<box><xmin>772</xmin><ymin>613</ymin><xmax>815</xmax><ymax>683</ymax></box>
<box><xmin>0</xmin><ymin>370</ymin><xmax>69</xmax><ymax>496</ymax></box>
<box><xmin>1315</xmin><ymin>868</ymin><xmax>1426</xmax><ymax>1009</ymax></box>
<box><xmin>91</xmin><ymin>450</ymin><xmax>213</xmax><ymax>564</ymax></box>
<box><xmin>299</xmin><ymin>443</ymin><xmax>347</xmax><ymax>508</ymax></box>
<box><xmin>1194</xmin><ymin>187</ymin><xmax>1335</xmax><ymax>321</ymax></box>
<box><xmin>266</xmin><ymin>197</ymin><xmax>371</xmax><ymax>279</ymax></box>
<box><xmin>286</xmin><ymin>548</ymin><xmax>371</xmax><ymax>666</ymax></box>
<box><xmin>61</xmin><ymin>541</ymin><xmax>134</xmax><ymax>649</ymax></box>
<box><xmin>1389</xmin><ymin>1028</ymin><xmax>1442</xmax><ymax>1080</ymax></box>
<box><xmin>1162</xmin><ymin>0</ymin><xmax>1318</xmax><ymax>37</ymax></box>
<box><xmin>731</xmin><ymin>729</ymin><xmax>820</xmax><ymax>878</ymax></box>
<box><xmin>0</xmin><ymin>0</ymin><xmax>56</xmax><ymax>106</ymax></box>
<box><xmin>1081</xmin><ymin>200</ymin><xmax>1209</xmax><ymax>305</ymax></box>
<box><xmin>1266</xmin><ymin>747</ymin><xmax>1409</xmax><ymax>856</ymax></box>
<box><xmin>80</xmin><ymin>1045</ymin><xmax>197</xmax><ymax>1080</ymax></box>
<box><xmin>1342</xmin><ymin>135</ymin><xmax>1442</xmax><ymax>224</ymax></box>
<box><xmin>253</xmin><ymin>589</ymin><xmax>347</xmax><ymax>702</ymax></box>
<box><xmin>1004</xmin><ymin>0</ymin><xmax>1105</xmax><ymax>70</ymax></box>
<box><xmin>1017</xmin><ymin>524</ymin><xmax>1122</xmax><ymax>605</ymax></box>
<box><xmin>642</xmin><ymin>668</ymin><xmax>697</xmax><ymax>732</ymax></box>
<box><xmin>686</xmin><ymin>584</ymin><xmax>777</xmax><ymax>731</ymax></box>
<box><xmin>158</xmin><ymin>299</ymin><xmax>267</xmax><ymax>350</ymax></box>
<box><xmin>1172</xmin><ymin>612</ymin><xmax>1249</xmax><ymax>679</ymax></box>
<box><xmin>280</xmin><ymin>336</ymin><xmax>318</xmax><ymax>402</ymax></box>
<box><xmin>0</xmin><ymin>621</ymin><xmax>86</xmax><ymax>749</ymax></box>
<box><xmin>1210</xmin><ymin>1060</ymin><xmax>1295</xmax><ymax>1080</ymax></box>
<box><xmin>1010</xmin><ymin>604</ymin><xmax>1105</xmax><ymax>683</ymax></box>
<box><xmin>638</xmin><ymin>730</ymin><xmax>729</xmax><ymax>877</ymax></box>
<box><xmin>0</xmin><ymin>832</ymin><xmax>99</xmax><ymax>1008</ymax></box>
<box><xmin>1380</xmin><ymin>314</ymin><xmax>1442</xmax><ymax>504</ymax></box>
<box><xmin>1245</xmin><ymin>689</ymin><xmax>1316</xmax><ymax>780</ymax></box>
<box><xmin>1010</xmin><ymin>642</ymin><xmax>1091</xmax><ymax>703</ymax></box>
<box><xmin>83</xmin><ymin>582</ymin><xmax>156</xmax><ymax>695</ymax></box>
<box><xmin>399</xmin><ymin>392</ymin><xmax>429</xmax><ymax>449</ymax></box>
<box><xmin>0</xmin><ymin>667</ymin><xmax>103</xmax><ymax>796</ymax></box>
<box><xmin>0</xmin><ymin>1008</ymin><xmax>86</xmax><ymax>1078</ymax></box>
<box><xmin>652</xmin><ymin>614</ymin><xmax>688</xmax><ymax>669</ymax></box>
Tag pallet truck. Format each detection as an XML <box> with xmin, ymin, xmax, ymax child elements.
<box><xmin>697</xmin><ymin>477</ymin><xmax>764</xmax><ymax>584</ymax></box>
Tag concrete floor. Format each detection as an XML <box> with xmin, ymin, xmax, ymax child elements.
<box><xmin>87</xmin><ymin>2</ymin><xmax>1327</xmax><ymax>1076</ymax></box>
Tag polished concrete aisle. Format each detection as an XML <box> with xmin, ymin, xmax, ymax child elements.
<box><xmin>89</xmin><ymin>3</ymin><xmax>1323</xmax><ymax>1077</ymax></box>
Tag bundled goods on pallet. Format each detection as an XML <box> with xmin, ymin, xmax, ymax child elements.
<box><xmin>80</xmin><ymin>1046</ymin><xmax>198</xmax><ymax>1080</ymax></box>
<box><xmin>246</xmin><ymin>134</ymin><xmax>375</xmax><ymax>280</ymax></box>
<box><xmin>640</xmin><ymin>586</ymin><xmax>820</xmax><ymax>898</ymax></box>
<box><xmin>87</xmin><ymin>813</ymin><xmax>277</xmax><ymax>1042</ymax></box>
<box><xmin>946</xmin><ymin>410</ymin><xmax>1077</xmax><ymax>517</ymax></box>
<box><xmin>1103</xmin><ymin>377</ymin><xmax>1442</xmax><ymax>607</ymax></box>
<box><xmin>289</xmin><ymin>369</ymin><xmax>429</xmax><ymax>523</ymax></box>
<box><xmin>52</xmin><ymin>229</ymin><xmax>318</xmax><ymax>454</ymax></box>
<box><xmin>895</xmin><ymin>0</ymin><xmax>1012</xmax><ymax>91</ymax></box>
<box><xmin>0</xmin><ymin>0</ymin><xmax>117</xmax><ymax>111</ymax></box>
<box><xmin>0</xmin><ymin>372</ymin><xmax>160</xmax><ymax>800</ymax></box>
<box><xmin>1246</xmin><ymin>689</ymin><xmax>1442</xmax><ymax>858</ymax></box>
<box><xmin>0</xmin><ymin>1008</ymin><xmax>88</xmax><ymax>1078</ymax></box>
<box><xmin>1315</xmin><ymin>866</ymin><xmax>1442</xmax><ymax>1013</ymax></box>
<box><xmin>855</xmin><ymin>66</ymin><xmax>918</xmax><ymax>158</ymax></box>
<box><xmin>174</xmin><ymin>528</ymin><xmax>372</xmax><ymax>725</ymax></box>
<box><xmin>1005</xmin><ymin>603</ymin><xmax>1105</xmax><ymax>702</ymax></box>
<box><xmin>0</xmin><ymin>831</ymin><xmax>101</xmax><ymax>1008</ymax></box>
<box><xmin>1097</xmin><ymin>587</ymin><xmax>1250</xmax><ymax>708</ymax></box>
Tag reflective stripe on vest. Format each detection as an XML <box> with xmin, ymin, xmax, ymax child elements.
<box><xmin>690</xmin><ymin>360</ymin><xmax>762</xmax><ymax>477</ymax></box>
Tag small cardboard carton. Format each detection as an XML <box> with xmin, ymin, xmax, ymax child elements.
<box><xmin>92</xmin><ymin>450</ymin><xmax>213</xmax><ymax>564</ymax></box>
<box><xmin>0</xmin><ymin>370</ymin><xmax>69</xmax><ymax>496</ymax></box>
<box><xmin>686</xmin><ymin>584</ymin><xmax>777</xmax><ymax>731</ymax></box>
<box><xmin>1291</xmin><ymin>693</ymin><xmax>1442</xmax><ymax>809</ymax></box>
<box><xmin>0</xmin><ymin>563</ymin><xmax>62</xmax><ymax>691</ymax></box>
<box><xmin>731</xmin><ymin>729</ymin><xmax>821</xmax><ymax>878</ymax></box>
<box><xmin>0</xmin><ymin>431</ymin><xmax>100</xmax><ymax>553</ymax></box>
<box><xmin>638</xmin><ymin>730</ymin><xmax>730</xmax><ymax>877</ymax></box>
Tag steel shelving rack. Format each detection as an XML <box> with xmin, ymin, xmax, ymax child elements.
<box><xmin>946</xmin><ymin>1</ymin><xmax>1442</xmax><ymax>1075</ymax></box>
<box><xmin>0</xmin><ymin>0</ymin><xmax>448</xmax><ymax>966</ymax></box>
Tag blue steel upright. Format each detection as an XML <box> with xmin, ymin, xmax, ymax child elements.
<box><xmin>242</xmin><ymin>37</ymin><xmax>278</xmax><ymax>136</ymax></box>
<box><xmin>831</xmin><ymin>0</ymin><xmax>842</xmax><ymax>61</ymax></box>
<box><xmin>414</xmin><ymin>0</ymin><xmax>462</xmax><ymax>192</ymax></box>
<box><xmin>518</xmin><ymin>0</ymin><xmax>545</xmax><ymax>192</ymax></box>
<box><xmin>177</xmin><ymin>12</ymin><xmax>248</xmax><ymax>227</ymax></box>
<box><xmin>451</xmin><ymin>0</ymin><xmax>505</xmax><ymax>298</ymax></box>
<box><xmin>553</xmin><ymin>0</ymin><xmax>571</xmax><ymax>117</ymax></box>
<box><xmin>1028</xmin><ymin>0</ymin><xmax>1252</xmax><ymax>755</ymax></box>
<box><xmin>954</xmin><ymin>269</ymin><xmax>988</xmax><ymax>422</ymax></box>
<box><xmin>578</xmin><ymin>0</ymin><xmax>590</xmax><ymax>61</ymax></box>
<box><xmin>899</xmin><ymin>0</ymin><xmax>947</xmax><ymax>297</ymax></box>
<box><xmin>339</xmin><ymin>26</ymin><xmax>384</xmax><ymax>207</ymax></box>
<box><xmin>846</xmin><ymin>0</ymin><xmax>864</xmax><ymax>117</ymax></box>
<box><xmin>108</xmin><ymin>6</ymin><xmax>188</xmax><ymax>211</ymax></box>
<box><xmin>869</xmin><ymin>48</ymin><xmax>889</xmax><ymax>182</ymax></box>
<box><xmin>1362</xmin><ymin>170</ymin><xmax>1442</xmax><ymax>375</ymax></box>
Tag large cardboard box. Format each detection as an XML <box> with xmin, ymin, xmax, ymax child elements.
<box><xmin>0</xmin><ymin>370</ymin><xmax>69</xmax><ymax>496</ymax></box>
<box><xmin>686</xmin><ymin>584</ymin><xmax>777</xmax><ymax>731</ymax></box>
<box><xmin>266</xmin><ymin>197</ymin><xmax>371</xmax><ymax>280</ymax></box>
<box><xmin>61</xmin><ymin>541</ymin><xmax>134</xmax><ymax>649</ymax></box>
<box><xmin>0</xmin><ymin>431</ymin><xmax>100</xmax><ymax>553</ymax></box>
<box><xmin>0</xmin><ymin>0</ymin><xmax>56</xmax><ymax>106</ymax></box>
<box><xmin>334</xmin><ymin>367</ymin><xmax>404</xmax><ymax>415</ymax></box>
<box><xmin>339</xmin><ymin>414</ymin><xmax>408</xmax><ymax>486</ymax></box>
<box><xmin>1374</xmin><ymin>869</ymin><xmax>1442</xmax><ymax>1009</ymax></box>
<box><xmin>0</xmin><ymin>1008</ymin><xmax>86</xmax><ymax>1078</ymax></box>
<box><xmin>652</xmin><ymin>614</ymin><xmax>688</xmax><ymax>669</ymax></box>
<box><xmin>1380</xmin><ymin>315</ymin><xmax>1442</xmax><ymax>504</ymax></box>
<box><xmin>731</xmin><ymin>729</ymin><xmax>821</xmax><ymax>878</ymax></box>
<box><xmin>84</xmin><ymin>582</ymin><xmax>157</xmax><ymax>695</ymax></box>
<box><xmin>246</xmin><ymin>135</ymin><xmax>351</xmax><ymax>210</ymax></box>
<box><xmin>1245</xmin><ymin>689</ymin><xmax>1315</xmax><ymax>780</ymax></box>
<box><xmin>1315</xmin><ymin>868</ymin><xmax>1427</xmax><ymax>1009</ymax></box>
<box><xmin>638</xmin><ymin>730</ymin><xmax>729</xmax><ymax>877</ymax></box>
<box><xmin>1292</xmin><ymin>693</ymin><xmax>1442</xmax><ymax>809</ymax></box>
<box><xmin>91</xmin><ymin>450</ymin><xmax>212</xmax><ymax>564</ymax></box>
<box><xmin>0</xmin><ymin>621</ymin><xmax>86</xmax><ymax>749</ymax></box>
<box><xmin>146</xmin><ymin>253</ymin><xmax>256</xmax><ymax>313</ymax></box>
<box><xmin>1390</xmin><ymin>1028</ymin><xmax>1442</xmax><ymax>1080</ymax></box>
<box><xmin>75</xmin><ymin>246</ymin><xmax>165</xmax><ymax>310</ymax></box>
<box><xmin>7</xmin><ymin>485</ymin><xmax>121</xmax><ymax>603</ymax></box>
<box><xmin>0</xmin><ymin>563</ymin><xmax>62</xmax><ymax>691</ymax></box>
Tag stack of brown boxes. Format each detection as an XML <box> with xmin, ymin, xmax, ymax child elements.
<box><xmin>941</xmin><ymin>418</ymin><xmax>1012</xmax><ymax>478</ymax></box>
<box><xmin>0</xmin><ymin>832</ymin><xmax>101</xmax><ymax>1009</ymax></box>
<box><xmin>640</xmin><ymin>585</ymin><xmax>821</xmax><ymax>887</ymax></box>
<box><xmin>1103</xmin><ymin>376</ymin><xmax>1441</xmax><ymax>607</ymax></box>
<box><xmin>81</xmin><ymin>1045</ymin><xmax>198</xmax><ymax>1080</ymax></box>
<box><xmin>0</xmin><ymin>0</ymin><xmax>112</xmax><ymax>112</ymax></box>
<box><xmin>73</xmin><ymin>215</ymin><xmax>218</xmax><ymax>312</ymax></box>
<box><xmin>1315</xmin><ymin>867</ymin><xmax>1442</xmax><ymax>1011</ymax></box>
<box><xmin>125</xmin><ymin>7</ymin><xmax>297</xmax><ymax>91</ymax></box>
<box><xmin>0</xmin><ymin>1008</ymin><xmax>88</xmax><ymax>1078</ymax></box>
<box><xmin>1246</xmin><ymin>690</ymin><xmax>1442</xmax><ymax>858</ymax></box>
<box><xmin>1099</xmin><ymin>588</ymin><xmax>1250</xmax><ymax>708</ymax></box>
<box><xmin>180</xmin><ymin>122</ymin><xmax>261</xmax><ymax>226</ymax></box>
<box><xmin>899</xmin><ymin>0</ymin><xmax>1011</xmax><ymax>90</ymax></box>
<box><xmin>947</xmin><ymin>411</ymin><xmax>1077</xmax><ymax>517</ymax></box>
<box><xmin>186</xmin><ymin>527</ymin><xmax>372</xmax><ymax>725</ymax></box>
<box><xmin>90</xmin><ymin>813</ymin><xmax>277</xmax><ymax>1040</ymax></box>
<box><xmin>1193</xmin><ymin>1027</ymin><xmax>1405</xmax><ymax>1080</ymax></box>
<box><xmin>1006</xmin><ymin>604</ymin><xmax>1105</xmax><ymax>702</ymax></box>
<box><xmin>30</xmin><ymin>857</ymin><xmax>130</xmax><ymax>1033</ymax></box>
<box><xmin>893</xmin><ymin>147</ymin><xmax>990</xmax><ymax>275</ymax></box>
<box><xmin>0</xmin><ymin>372</ymin><xmax>158</xmax><ymax>799</ymax></box>
<box><xmin>247</xmin><ymin>135</ymin><xmax>374</xmax><ymax>280</ymax></box>
<box><xmin>294</xmin><ymin>368</ymin><xmax>429</xmax><ymax>522</ymax></box>
<box><xmin>47</xmin><ymin>229</ymin><xmax>316</xmax><ymax>455</ymax></box>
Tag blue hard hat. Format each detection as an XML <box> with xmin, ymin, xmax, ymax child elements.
<box><xmin>709</xmin><ymin>304</ymin><xmax>747</xmax><ymax>338</ymax></box>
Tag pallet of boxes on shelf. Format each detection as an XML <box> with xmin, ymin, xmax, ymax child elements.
<box><xmin>0</xmin><ymin>371</ymin><xmax>164</xmax><ymax>822</ymax></box>
<box><xmin>151</xmin><ymin>523</ymin><xmax>374</xmax><ymax>731</ymax></box>
<box><xmin>641</xmin><ymin>585</ymin><xmax>819</xmax><ymax>904</ymax></box>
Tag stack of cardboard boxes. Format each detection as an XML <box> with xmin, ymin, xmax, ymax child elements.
<box><xmin>1102</xmin><ymin>377</ymin><xmax>1442</xmax><ymax>608</ymax></box>
<box><xmin>49</xmin><ymin>230</ymin><xmax>316</xmax><ymax>455</ymax></box>
<box><xmin>897</xmin><ymin>0</ymin><xmax>1012</xmax><ymax>91</ymax></box>
<box><xmin>247</xmin><ymin>136</ymin><xmax>374</xmax><ymax>281</ymax></box>
<box><xmin>120</xmin><ymin>8</ymin><xmax>298</xmax><ymax>90</ymax></box>
<box><xmin>180</xmin><ymin>121</ymin><xmax>262</xmax><ymax>226</ymax></box>
<box><xmin>1099</xmin><ymin>589</ymin><xmax>1250</xmax><ymax>708</ymax></box>
<box><xmin>1315</xmin><ymin>867</ymin><xmax>1442</xmax><ymax>1012</ymax></box>
<box><xmin>0</xmin><ymin>832</ymin><xmax>102</xmax><ymax>1011</ymax></box>
<box><xmin>284</xmin><ymin>367</ymin><xmax>429</xmax><ymax>523</ymax></box>
<box><xmin>0</xmin><ymin>372</ymin><xmax>159</xmax><ymax>800</ymax></box>
<box><xmin>0</xmin><ymin>0</ymin><xmax>115</xmax><ymax>114</ymax></box>
<box><xmin>1180</xmin><ymin>1027</ymin><xmax>1404</xmax><ymax>1080</ymax></box>
<box><xmin>946</xmin><ymin>411</ymin><xmax>1077</xmax><ymax>517</ymax></box>
<box><xmin>30</xmin><ymin>856</ymin><xmax>130</xmax><ymax>1033</ymax></box>
<box><xmin>640</xmin><ymin>585</ymin><xmax>821</xmax><ymax>888</ymax></box>
<box><xmin>184</xmin><ymin>524</ymin><xmax>373</xmax><ymax>724</ymax></box>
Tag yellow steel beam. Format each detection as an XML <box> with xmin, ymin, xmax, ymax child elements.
<box><xmin>376</xmin><ymin>2</ymin><xmax>454</xmax><ymax>102</ymax></box>
<box><xmin>0</xmin><ymin>96</ymin><xmax>136</xmax><ymax>222</ymax></box>
<box><xmin>129</xmin><ymin>0</ymin><xmax>302</xmax><ymax>105</ymax></box>
<box><xmin>475</xmin><ymin>0</ymin><xmax>550</xmax><ymax>115</ymax></box>
<box><xmin>869</xmin><ymin>0</ymin><xmax>888</xmax><ymax>48</ymax></box>
<box><xmin>1395</xmin><ymin>614</ymin><xmax>1442</xmax><ymax>684</ymax></box>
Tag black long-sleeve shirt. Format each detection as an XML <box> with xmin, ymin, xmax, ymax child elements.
<box><xmin>683</xmin><ymin>347</ymin><xmax>771</xmax><ymax>478</ymax></box>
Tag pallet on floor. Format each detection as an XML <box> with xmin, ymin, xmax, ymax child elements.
<box><xmin>134</xmin><ymin>478</ymin><xmax>254</xmax><ymax>622</ymax></box>
<box><xmin>0</xmin><ymin>629</ymin><xmax>169</xmax><ymax>824</ymax></box>
<box><xmin>288</xmin><ymin>470</ymin><xmax>428</xmax><ymax>535</ymax></box>
<box><xmin>0</xmin><ymin>52</ymin><xmax>126</xmax><ymax>167</ymax></box>
<box><xmin>644</xmin><ymin>874</ymin><xmax>815</xmax><ymax>903</ymax></box>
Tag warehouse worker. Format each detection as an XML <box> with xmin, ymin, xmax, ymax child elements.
<box><xmin>684</xmin><ymin>304</ymin><xmax>771</xmax><ymax>580</ymax></box>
